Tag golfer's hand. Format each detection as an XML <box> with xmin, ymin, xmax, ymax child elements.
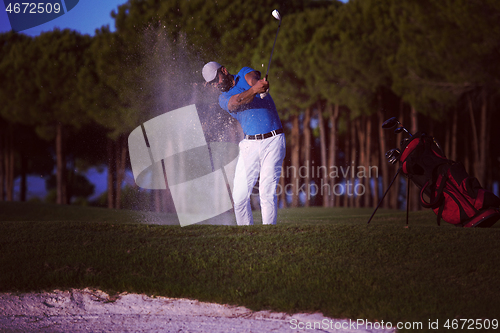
<box><xmin>253</xmin><ymin>79</ymin><xmax>270</xmax><ymax>94</ymax></box>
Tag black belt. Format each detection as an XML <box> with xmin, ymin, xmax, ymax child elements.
<box><xmin>245</xmin><ymin>128</ymin><xmax>283</xmax><ymax>140</ymax></box>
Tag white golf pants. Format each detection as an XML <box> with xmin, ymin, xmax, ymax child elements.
<box><xmin>232</xmin><ymin>133</ymin><xmax>286</xmax><ymax>225</ymax></box>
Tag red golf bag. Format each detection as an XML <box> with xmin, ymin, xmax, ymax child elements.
<box><xmin>400</xmin><ymin>132</ymin><xmax>500</xmax><ymax>227</ymax></box>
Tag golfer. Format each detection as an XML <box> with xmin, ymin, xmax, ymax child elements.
<box><xmin>202</xmin><ymin>62</ymin><xmax>286</xmax><ymax>225</ymax></box>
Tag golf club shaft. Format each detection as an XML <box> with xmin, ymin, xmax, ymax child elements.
<box><xmin>260</xmin><ymin>11</ymin><xmax>281</xmax><ymax>99</ymax></box>
<box><xmin>265</xmin><ymin>22</ymin><xmax>281</xmax><ymax>81</ymax></box>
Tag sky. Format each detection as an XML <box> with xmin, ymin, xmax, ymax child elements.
<box><xmin>0</xmin><ymin>0</ymin><xmax>128</xmax><ymax>36</ymax></box>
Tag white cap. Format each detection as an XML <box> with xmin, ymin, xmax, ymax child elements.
<box><xmin>202</xmin><ymin>61</ymin><xmax>222</xmax><ymax>82</ymax></box>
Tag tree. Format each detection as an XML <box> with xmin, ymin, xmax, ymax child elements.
<box><xmin>45</xmin><ymin>172</ymin><xmax>95</xmax><ymax>204</ymax></box>
<box><xmin>309</xmin><ymin>0</ymin><xmax>401</xmax><ymax>208</ymax></box>
<box><xmin>0</xmin><ymin>32</ymin><xmax>41</xmax><ymax>201</ymax></box>
<box><xmin>251</xmin><ymin>7</ymin><xmax>340</xmax><ymax>206</ymax></box>
<box><xmin>111</xmin><ymin>0</ymin><xmax>325</xmax><ymax>69</ymax></box>
<box><xmin>389</xmin><ymin>0</ymin><xmax>500</xmax><ymax>189</ymax></box>
<box><xmin>78</xmin><ymin>28</ymin><xmax>141</xmax><ymax>209</ymax></box>
<box><xmin>28</xmin><ymin>29</ymin><xmax>92</xmax><ymax>204</ymax></box>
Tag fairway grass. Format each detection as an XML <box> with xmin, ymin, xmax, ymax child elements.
<box><xmin>1</xmin><ymin>201</ymin><xmax>499</xmax><ymax>331</ymax></box>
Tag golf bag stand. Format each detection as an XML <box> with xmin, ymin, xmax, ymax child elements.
<box><xmin>367</xmin><ymin>167</ymin><xmax>410</xmax><ymax>225</ymax></box>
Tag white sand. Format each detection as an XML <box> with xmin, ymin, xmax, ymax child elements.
<box><xmin>0</xmin><ymin>288</ymin><xmax>395</xmax><ymax>332</ymax></box>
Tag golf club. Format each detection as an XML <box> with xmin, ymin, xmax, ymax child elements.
<box><xmin>382</xmin><ymin>117</ymin><xmax>412</xmax><ymax>137</ymax></box>
<box><xmin>260</xmin><ymin>9</ymin><xmax>282</xmax><ymax>99</ymax></box>
<box><xmin>381</xmin><ymin>117</ymin><xmax>400</xmax><ymax>130</ymax></box>
<box><xmin>385</xmin><ymin>148</ymin><xmax>401</xmax><ymax>164</ymax></box>
<box><xmin>395</xmin><ymin>126</ymin><xmax>412</xmax><ymax>136</ymax></box>
<box><xmin>400</xmin><ymin>137</ymin><xmax>411</xmax><ymax>148</ymax></box>
<box><xmin>369</xmin><ymin>117</ymin><xmax>409</xmax><ymax>224</ymax></box>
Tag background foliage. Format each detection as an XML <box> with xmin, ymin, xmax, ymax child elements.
<box><xmin>1</xmin><ymin>0</ymin><xmax>499</xmax><ymax>212</ymax></box>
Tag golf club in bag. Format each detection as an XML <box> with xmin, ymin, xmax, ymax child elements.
<box><xmin>368</xmin><ymin>117</ymin><xmax>500</xmax><ymax>227</ymax></box>
<box><xmin>260</xmin><ymin>9</ymin><xmax>282</xmax><ymax>99</ymax></box>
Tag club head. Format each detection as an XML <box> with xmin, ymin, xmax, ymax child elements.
<box><xmin>385</xmin><ymin>149</ymin><xmax>397</xmax><ymax>159</ymax></box>
<box><xmin>389</xmin><ymin>156</ymin><xmax>400</xmax><ymax>164</ymax></box>
<box><xmin>385</xmin><ymin>148</ymin><xmax>401</xmax><ymax>164</ymax></box>
<box><xmin>272</xmin><ymin>9</ymin><xmax>281</xmax><ymax>21</ymax></box>
<box><xmin>400</xmin><ymin>137</ymin><xmax>410</xmax><ymax>148</ymax></box>
<box><xmin>394</xmin><ymin>126</ymin><xmax>405</xmax><ymax>134</ymax></box>
<box><xmin>382</xmin><ymin>117</ymin><xmax>400</xmax><ymax>130</ymax></box>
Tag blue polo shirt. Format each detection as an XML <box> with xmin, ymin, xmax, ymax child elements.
<box><xmin>219</xmin><ymin>67</ymin><xmax>282</xmax><ymax>136</ymax></box>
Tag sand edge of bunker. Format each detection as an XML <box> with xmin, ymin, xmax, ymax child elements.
<box><xmin>0</xmin><ymin>288</ymin><xmax>395</xmax><ymax>333</ymax></box>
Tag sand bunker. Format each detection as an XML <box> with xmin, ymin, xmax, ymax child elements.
<box><xmin>0</xmin><ymin>288</ymin><xmax>395</xmax><ymax>332</ymax></box>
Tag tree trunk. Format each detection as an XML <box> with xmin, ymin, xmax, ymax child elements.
<box><xmin>485</xmin><ymin>93</ymin><xmax>493</xmax><ymax>189</ymax></box>
<box><xmin>7</xmin><ymin>139</ymin><xmax>14</xmax><ymax>201</ymax></box>
<box><xmin>328</xmin><ymin>104</ymin><xmax>340</xmax><ymax>207</ymax></box>
<box><xmin>56</xmin><ymin>123</ymin><xmax>67</xmax><ymax>205</ymax></box>
<box><xmin>115</xmin><ymin>135</ymin><xmax>127</xmax><ymax>210</ymax></box>
<box><xmin>372</xmin><ymin>139</ymin><xmax>380</xmax><ymax>209</ymax></box>
<box><xmin>356</xmin><ymin>117</ymin><xmax>365</xmax><ymax>208</ymax></box>
<box><xmin>445</xmin><ymin>119</ymin><xmax>451</xmax><ymax>159</ymax></box>
<box><xmin>20</xmin><ymin>154</ymin><xmax>27</xmax><ymax>202</ymax></box>
<box><xmin>5</xmin><ymin>127</ymin><xmax>15</xmax><ymax>202</ymax></box>
<box><xmin>107</xmin><ymin>137</ymin><xmax>116</xmax><ymax>209</ymax></box>
<box><xmin>349</xmin><ymin>116</ymin><xmax>357</xmax><ymax>208</ymax></box>
<box><xmin>377</xmin><ymin>104</ymin><xmax>389</xmax><ymax>209</ymax></box>
<box><xmin>154</xmin><ymin>190</ymin><xmax>161</xmax><ymax>213</ymax></box>
<box><xmin>302</xmin><ymin>107</ymin><xmax>312</xmax><ymax>207</ymax></box>
<box><xmin>467</xmin><ymin>94</ymin><xmax>480</xmax><ymax>180</ymax></box>
<box><xmin>290</xmin><ymin>114</ymin><xmax>300</xmax><ymax>207</ymax></box>
<box><xmin>0</xmin><ymin>130</ymin><xmax>4</xmax><ymax>202</ymax></box>
<box><xmin>451</xmin><ymin>110</ymin><xmax>457</xmax><ymax>162</ymax></box>
<box><xmin>365</xmin><ymin>115</ymin><xmax>372</xmax><ymax>208</ymax></box>
<box><xmin>464</xmin><ymin>130</ymin><xmax>470</xmax><ymax>178</ymax></box>
<box><xmin>317</xmin><ymin>103</ymin><xmax>329</xmax><ymax>207</ymax></box>
<box><xmin>343</xmin><ymin>116</ymin><xmax>350</xmax><ymax>208</ymax></box>
<box><xmin>478</xmin><ymin>90</ymin><xmax>487</xmax><ymax>186</ymax></box>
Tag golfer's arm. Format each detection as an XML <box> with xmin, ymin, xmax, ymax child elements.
<box><xmin>227</xmin><ymin>88</ymin><xmax>258</xmax><ymax>111</ymax></box>
<box><xmin>227</xmin><ymin>71</ymin><xmax>261</xmax><ymax>112</ymax></box>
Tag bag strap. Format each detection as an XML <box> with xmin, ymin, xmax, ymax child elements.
<box><xmin>419</xmin><ymin>170</ymin><xmax>448</xmax><ymax>209</ymax></box>
<box><xmin>419</xmin><ymin>180</ymin><xmax>442</xmax><ymax>208</ymax></box>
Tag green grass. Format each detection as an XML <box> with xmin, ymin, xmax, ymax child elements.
<box><xmin>1</xmin><ymin>201</ymin><xmax>499</xmax><ymax>331</ymax></box>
